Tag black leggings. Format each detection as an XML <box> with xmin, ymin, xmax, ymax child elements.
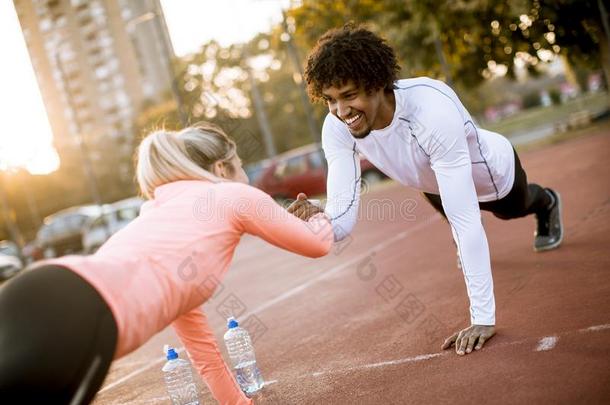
<box><xmin>423</xmin><ymin>148</ymin><xmax>551</xmax><ymax>220</ymax></box>
<box><xmin>0</xmin><ymin>265</ymin><xmax>117</xmax><ymax>404</ymax></box>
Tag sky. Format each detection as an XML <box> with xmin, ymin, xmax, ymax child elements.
<box><xmin>159</xmin><ymin>0</ymin><xmax>290</xmax><ymax>55</ymax></box>
<box><xmin>0</xmin><ymin>1</ymin><xmax>60</xmax><ymax>175</ymax></box>
<box><xmin>0</xmin><ymin>0</ymin><xmax>290</xmax><ymax>175</ymax></box>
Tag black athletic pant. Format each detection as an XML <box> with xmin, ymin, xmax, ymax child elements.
<box><xmin>423</xmin><ymin>148</ymin><xmax>551</xmax><ymax>220</ymax></box>
<box><xmin>0</xmin><ymin>265</ymin><xmax>117</xmax><ymax>404</ymax></box>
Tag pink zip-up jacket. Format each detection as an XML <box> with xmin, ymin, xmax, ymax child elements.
<box><xmin>47</xmin><ymin>180</ymin><xmax>333</xmax><ymax>404</ymax></box>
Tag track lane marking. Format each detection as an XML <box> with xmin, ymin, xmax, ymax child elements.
<box><xmin>535</xmin><ymin>336</ymin><xmax>559</xmax><ymax>351</ymax></box>
<box><xmin>312</xmin><ymin>353</ymin><xmax>445</xmax><ymax>378</ymax></box>
<box><xmin>580</xmin><ymin>323</ymin><xmax>610</xmax><ymax>332</ymax></box>
<box><xmin>101</xmin><ymin>322</ymin><xmax>610</xmax><ymax>398</ymax></box>
<box><xmin>301</xmin><ymin>323</ymin><xmax>608</xmax><ymax>381</ymax></box>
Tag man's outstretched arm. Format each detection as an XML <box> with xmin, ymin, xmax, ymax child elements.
<box><xmin>288</xmin><ymin>115</ymin><xmax>362</xmax><ymax>242</ymax></box>
<box><xmin>421</xmin><ymin>95</ymin><xmax>496</xmax><ymax>355</ymax></box>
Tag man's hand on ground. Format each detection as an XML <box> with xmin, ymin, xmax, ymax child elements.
<box><xmin>286</xmin><ymin>193</ymin><xmax>324</xmax><ymax>221</ymax></box>
<box><xmin>441</xmin><ymin>324</ymin><xmax>495</xmax><ymax>355</ymax></box>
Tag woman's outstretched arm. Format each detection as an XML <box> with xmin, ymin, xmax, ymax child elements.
<box><xmin>228</xmin><ymin>183</ymin><xmax>334</xmax><ymax>258</ymax></box>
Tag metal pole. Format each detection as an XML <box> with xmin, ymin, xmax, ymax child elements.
<box><xmin>281</xmin><ymin>10</ymin><xmax>320</xmax><ymax>144</ymax></box>
<box><xmin>434</xmin><ymin>37</ymin><xmax>453</xmax><ymax>88</ymax></box>
<box><xmin>598</xmin><ymin>0</ymin><xmax>610</xmax><ymax>101</ymax></box>
<box><xmin>247</xmin><ymin>67</ymin><xmax>277</xmax><ymax>158</ymax></box>
<box><xmin>240</xmin><ymin>43</ymin><xmax>277</xmax><ymax>158</ymax></box>
<box><xmin>432</xmin><ymin>18</ymin><xmax>453</xmax><ymax>88</ymax></box>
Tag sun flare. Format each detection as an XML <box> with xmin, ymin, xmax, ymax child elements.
<box><xmin>1</xmin><ymin>1</ymin><xmax>60</xmax><ymax>176</ymax></box>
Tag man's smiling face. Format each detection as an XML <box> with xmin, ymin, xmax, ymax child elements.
<box><xmin>322</xmin><ymin>81</ymin><xmax>388</xmax><ymax>139</ymax></box>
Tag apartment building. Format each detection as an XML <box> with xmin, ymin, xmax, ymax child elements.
<box><xmin>13</xmin><ymin>0</ymin><xmax>175</xmax><ymax>179</ymax></box>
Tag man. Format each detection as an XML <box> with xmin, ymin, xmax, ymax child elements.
<box><xmin>287</xmin><ymin>25</ymin><xmax>563</xmax><ymax>355</ymax></box>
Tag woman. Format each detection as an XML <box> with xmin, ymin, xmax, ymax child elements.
<box><xmin>0</xmin><ymin>122</ymin><xmax>330</xmax><ymax>404</ymax></box>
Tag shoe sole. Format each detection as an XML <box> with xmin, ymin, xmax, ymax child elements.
<box><xmin>534</xmin><ymin>190</ymin><xmax>563</xmax><ymax>252</ymax></box>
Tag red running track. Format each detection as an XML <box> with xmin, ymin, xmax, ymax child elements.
<box><xmin>94</xmin><ymin>128</ymin><xmax>610</xmax><ymax>404</ymax></box>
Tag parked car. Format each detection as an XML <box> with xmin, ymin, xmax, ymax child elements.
<box><xmin>0</xmin><ymin>240</ymin><xmax>24</xmax><ymax>281</ymax></box>
<box><xmin>82</xmin><ymin>197</ymin><xmax>144</xmax><ymax>253</ymax></box>
<box><xmin>255</xmin><ymin>143</ymin><xmax>386</xmax><ymax>202</ymax></box>
<box><xmin>244</xmin><ymin>159</ymin><xmax>272</xmax><ymax>187</ymax></box>
<box><xmin>36</xmin><ymin>205</ymin><xmax>103</xmax><ymax>258</ymax></box>
<box><xmin>22</xmin><ymin>240</ymin><xmax>43</xmax><ymax>264</ymax></box>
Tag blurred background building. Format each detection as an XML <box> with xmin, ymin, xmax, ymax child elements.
<box><xmin>13</xmin><ymin>0</ymin><xmax>175</xmax><ymax>183</ymax></box>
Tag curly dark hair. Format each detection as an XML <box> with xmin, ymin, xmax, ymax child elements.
<box><xmin>304</xmin><ymin>24</ymin><xmax>400</xmax><ymax>102</ymax></box>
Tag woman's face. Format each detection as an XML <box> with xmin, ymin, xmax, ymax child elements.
<box><xmin>217</xmin><ymin>153</ymin><xmax>249</xmax><ymax>184</ymax></box>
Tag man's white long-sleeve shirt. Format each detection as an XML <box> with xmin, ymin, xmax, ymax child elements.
<box><xmin>323</xmin><ymin>77</ymin><xmax>516</xmax><ymax>326</ymax></box>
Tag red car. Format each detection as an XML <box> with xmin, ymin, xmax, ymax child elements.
<box><xmin>254</xmin><ymin>143</ymin><xmax>386</xmax><ymax>202</ymax></box>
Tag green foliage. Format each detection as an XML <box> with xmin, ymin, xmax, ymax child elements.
<box><xmin>288</xmin><ymin>0</ymin><xmax>609</xmax><ymax>88</ymax></box>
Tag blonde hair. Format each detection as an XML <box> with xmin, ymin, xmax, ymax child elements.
<box><xmin>136</xmin><ymin>122</ymin><xmax>237</xmax><ymax>199</ymax></box>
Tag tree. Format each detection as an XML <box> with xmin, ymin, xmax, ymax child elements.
<box><xmin>287</xmin><ymin>0</ymin><xmax>610</xmax><ymax>90</ymax></box>
<box><xmin>520</xmin><ymin>0</ymin><xmax>610</xmax><ymax>91</ymax></box>
<box><xmin>136</xmin><ymin>33</ymin><xmax>329</xmax><ymax>164</ymax></box>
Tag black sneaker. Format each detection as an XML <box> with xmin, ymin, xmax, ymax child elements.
<box><xmin>534</xmin><ymin>188</ymin><xmax>563</xmax><ymax>252</ymax></box>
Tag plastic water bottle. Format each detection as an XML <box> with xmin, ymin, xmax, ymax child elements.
<box><xmin>223</xmin><ymin>317</ymin><xmax>264</xmax><ymax>396</ymax></box>
<box><xmin>162</xmin><ymin>346</ymin><xmax>200</xmax><ymax>405</ymax></box>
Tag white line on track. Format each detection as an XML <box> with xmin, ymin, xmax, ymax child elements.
<box><xmin>304</xmin><ymin>324</ymin><xmax>609</xmax><ymax>381</ymax></box>
<box><xmin>580</xmin><ymin>323</ymin><xmax>610</xmax><ymax>332</ymax></box>
<box><xmin>363</xmin><ymin>352</ymin><xmax>444</xmax><ymax>369</ymax></box>
<box><xmin>102</xmin><ymin>319</ymin><xmax>610</xmax><ymax>400</ymax></box>
<box><xmin>312</xmin><ymin>353</ymin><xmax>444</xmax><ymax>378</ymax></box>
<box><xmin>535</xmin><ymin>336</ymin><xmax>559</xmax><ymax>351</ymax></box>
<box><xmin>307</xmin><ymin>340</ymin><xmax>530</xmax><ymax>380</ymax></box>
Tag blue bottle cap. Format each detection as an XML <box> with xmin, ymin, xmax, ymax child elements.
<box><xmin>166</xmin><ymin>347</ymin><xmax>179</xmax><ymax>360</ymax></box>
<box><xmin>227</xmin><ymin>317</ymin><xmax>239</xmax><ymax>329</ymax></box>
